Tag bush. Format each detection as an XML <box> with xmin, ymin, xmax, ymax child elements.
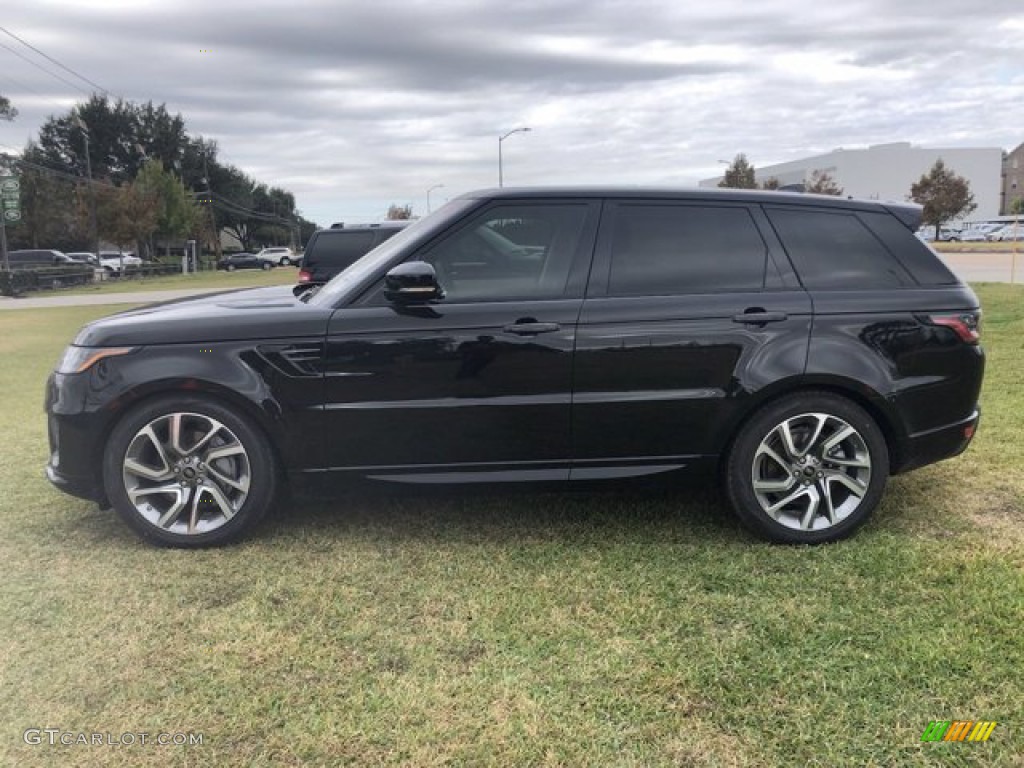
<box><xmin>0</xmin><ymin>270</ymin><xmax>35</xmax><ymax>297</ymax></box>
<box><xmin>0</xmin><ymin>265</ymin><xmax>94</xmax><ymax>296</ymax></box>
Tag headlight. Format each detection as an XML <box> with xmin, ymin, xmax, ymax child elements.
<box><xmin>56</xmin><ymin>346</ymin><xmax>137</xmax><ymax>374</ymax></box>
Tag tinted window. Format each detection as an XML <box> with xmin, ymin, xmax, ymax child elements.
<box><xmin>859</xmin><ymin>211</ymin><xmax>957</xmax><ymax>285</ymax></box>
<box><xmin>767</xmin><ymin>208</ymin><xmax>913</xmax><ymax>289</ymax></box>
<box><xmin>418</xmin><ymin>204</ymin><xmax>588</xmax><ymax>301</ymax></box>
<box><xmin>375</xmin><ymin>228</ymin><xmax>403</xmax><ymax>246</ymax></box>
<box><xmin>607</xmin><ymin>204</ymin><xmax>767</xmax><ymax>296</ymax></box>
<box><xmin>309</xmin><ymin>230</ymin><xmax>377</xmax><ymax>268</ymax></box>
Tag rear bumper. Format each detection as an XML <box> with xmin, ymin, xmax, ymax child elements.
<box><xmin>894</xmin><ymin>408</ymin><xmax>979</xmax><ymax>474</ymax></box>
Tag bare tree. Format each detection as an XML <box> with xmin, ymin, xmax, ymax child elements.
<box><xmin>387</xmin><ymin>203</ymin><xmax>412</xmax><ymax>220</ymax></box>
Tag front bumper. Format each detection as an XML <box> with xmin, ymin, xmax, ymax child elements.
<box><xmin>895</xmin><ymin>408</ymin><xmax>980</xmax><ymax>474</ymax></box>
<box><xmin>44</xmin><ymin>371</ymin><xmax>111</xmax><ymax>506</ymax></box>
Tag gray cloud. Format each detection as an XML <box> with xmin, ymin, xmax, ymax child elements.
<box><xmin>1</xmin><ymin>0</ymin><xmax>1021</xmax><ymax>224</ymax></box>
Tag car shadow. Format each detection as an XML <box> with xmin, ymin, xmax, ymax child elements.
<box><xmin>252</xmin><ymin>479</ymin><xmax>751</xmax><ymax>550</ymax></box>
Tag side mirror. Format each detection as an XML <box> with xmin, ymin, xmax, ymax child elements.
<box><xmin>384</xmin><ymin>261</ymin><xmax>443</xmax><ymax>303</ymax></box>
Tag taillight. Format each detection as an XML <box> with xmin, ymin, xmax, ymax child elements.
<box><xmin>298</xmin><ymin>269</ymin><xmax>311</xmax><ymax>284</ymax></box>
<box><xmin>929</xmin><ymin>312</ymin><xmax>981</xmax><ymax>344</ymax></box>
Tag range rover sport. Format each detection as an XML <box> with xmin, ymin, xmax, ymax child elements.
<box><xmin>45</xmin><ymin>187</ymin><xmax>984</xmax><ymax>547</ymax></box>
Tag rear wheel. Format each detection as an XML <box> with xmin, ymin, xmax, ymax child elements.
<box><xmin>280</xmin><ymin>256</ymin><xmax>291</xmax><ymax>266</ymax></box>
<box><xmin>102</xmin><ymin>396</ymin><xmax>278</xmax><ymax>547</ymax></box>
<box><xmin>226</xmin><ymin>264</ymin><xmax>236</xmax><ymax>272</ymax></box>
<box><xmin>725</xmin><ymin>393</ymin><xmax>888</xmax><ymax>544</ymax></box>
<box><xmin>261</xmin><ymin>261</ymin><xmax>272</xmax><ymax>271</ymax></box>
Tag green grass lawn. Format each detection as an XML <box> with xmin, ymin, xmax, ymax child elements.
<box><xmin>56</xmin><ymin>265</ymin><xmax>299</xmax><ymax>296</ymax></box>
<box><xmin>933</xmin><ymin>241</ymin><xmax>1023</xmax><ymax>253</ymax></box>
<box><xmin>0</xmin><ymin>288</ymin><xmax>1021</xmax><ymax>767</ymax></box>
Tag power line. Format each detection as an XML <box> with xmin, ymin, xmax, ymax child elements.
<box><xmin>0</xmin><ymin>26</ymin><xmax>109</xmax><ymax>96</ymax></box>
<box><xmin>0</xmin><ymin>72</ymin><xmax>72</xmax><ymax>112</ymax></box>
<box><xmin>0</xmin><ymin>147</ymin><xmax>118</xmax><ymax>189</ymax></box>
<box><xmin>0</xmin><ymin>40</ymin><xmax>91</xmax><ymax>95</ymax></box>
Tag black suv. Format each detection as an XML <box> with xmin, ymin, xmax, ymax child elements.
<box><xmin>297</xmin><ymin>222</ymin><xmax>409</xmax><ymax>284</ymax></box>
<box><xmin>45</xmin><ymin>188</ymin><xmax>984</xmax><ymax>547</ymax></box>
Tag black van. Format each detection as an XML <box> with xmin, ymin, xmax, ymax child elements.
<box><xmin>7</xmin><ymin>249</ymin><xmax>84</xmax><ymax>268</ymax></box>
<box><xmin>297</xmin><ymin>223</ymin><xmax>409</xmax><ymax>284</ymax></box>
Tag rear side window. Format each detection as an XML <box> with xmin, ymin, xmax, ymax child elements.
<box><xmin>766</xmin><ymin>208</ymin><xmax>913</xmax><ymax>289</ymax></box>
<box><xmin>607</xmin><ymin>204</ymin><xmax>767</xmax><ymax>296</ymax></box>
<box><xmin>375</xmin><ymin>228</ymin><xmax>404</xmax><ymax>246</ymax></box>
<box><xmin>309</xmin><ymin>231</ymin><xmax>377</xmax><ymax>267</ymax></box>
<box><xmin>858</xmin><ymin>211</ymin><xmax>958</xmax><ymax>285</ymax></box>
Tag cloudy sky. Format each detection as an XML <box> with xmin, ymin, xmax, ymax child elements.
<box><xmin>1</xmin><ymin>0</ymin><xmax>1022</xmax><ymax>226</ymax></box>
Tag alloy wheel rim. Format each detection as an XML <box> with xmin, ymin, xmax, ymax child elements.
<box><xmin>122</xmin><ymin>412</ymin><xmax>251</xmax><ymax>535</ymax></box>
<box><xmin>751</xmin><ymin>412</ymin><xmax>872</xmax><ymax>532</ymax></box>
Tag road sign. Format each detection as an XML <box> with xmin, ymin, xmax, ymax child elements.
<box><xmin>0</xmin><ymin>176</ymin><xmax>18</xmax><ymax>198</ymax></box>
<box><xmin>0</xmin><ymin>176</ymin><xmax>20</xmax><ymax>224</ymax></box>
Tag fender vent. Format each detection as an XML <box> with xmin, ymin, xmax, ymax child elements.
<box><xmin>257</xmin><ymin>343</ymin><xmax>324</xmax><ymax>377</ymax></box>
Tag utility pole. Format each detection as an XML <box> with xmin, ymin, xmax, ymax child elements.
<box><xmin>202</xmin><ymin>150</ymin><xmax>220</xmax><ymax>264</ymax></box>
<box><xmin>73</xmin><ymin>116</ymin><xmax>100</xmax><ymax>263</ymax></box>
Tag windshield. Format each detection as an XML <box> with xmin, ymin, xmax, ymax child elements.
<box><xmin>308</xmin><ymin>198</ymin><xmax>478</xmax><ymax>307</ymax></box>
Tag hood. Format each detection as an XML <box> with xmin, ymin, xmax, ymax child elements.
<box><xmin>73</xmin><ymin>285</ymin><xmax>331</xmax><ymax>347</ymax></box>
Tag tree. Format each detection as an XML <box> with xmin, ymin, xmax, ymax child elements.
<box><xmin>94</xmin><ymin>177</ymin><xmax>160</xmax><ymax>256</ymax></box>
<box><xmin>760</xmin><ymin>177</ymin><xmax>780</xmax><ymax>190</ymax></box>
<box><xmin>805</xmin><ymin>169</ymin><xmax>844</xmax><ymax>196</ymax></box>
<box><xmin>0</xmin><ymin>94</ymin><xmax>16</xmax><ymax>121</ymax></box>
<box><xmin>718</xmin><ymin>154</ymin><xmax>757</xmax><ymax>189</ymax></box>
<box><xmin>910</xmin><ymin>159</ymin><xmax>977</xmax><ymax>238</ymax></box>
<box><xmin>13</xmin><ymin>160</ymin><xmax>82</xmax><ymax>250</ymax></box>
<box><xmin>1010</xmin><ymin>198</ymin><xmax>1024</xmax><ymax>216</ymax></box>
<box><xmin>135</xmin><ymin>159</ymin><xmax>199</xmax><ymax>257</ymax></box>
<box><xmin>387</xmin><ymin>203</ymin><xmax>412</xmax><ymax>220</ymax></box>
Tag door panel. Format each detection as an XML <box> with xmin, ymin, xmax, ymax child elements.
<box><xmin>319</xmin><ymin>200</ymin><xmax>601</xmax><ymax>480</ymax></box>
<box><xmin>322</xmin><ymin>301</ymin><xmax>580</xmax><ymax>473</ymax></box>
<box><xmin>570</xmin><ymin>200</ymin><xmax>812</xmax><ymax>475</ymax></box>
<box><xmin>572</xmin><ymin>291</ymin><xmax>812</xmax><ymax>467</ymax></box>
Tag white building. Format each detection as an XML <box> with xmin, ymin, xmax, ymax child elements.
<box><xmin>701</xmin><ymin>142</ymin><xmax>1003</xmax><ymax>219</ymax></box>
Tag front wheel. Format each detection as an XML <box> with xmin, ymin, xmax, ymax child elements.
<box><xmin>280</xmin><ymin>257</ymin><xmax>291</xmax><ymax>266</ymax></box>
<box><xmin>102</xmin><ymin>396</ymin><xmax>278</xmax><ymax>547</ymax></box>
<box><xmin>261</xmin><ymin>261</ymin><xmax>272</xmax><ymax>271</ymax></box>
<box><xmin>725</xmin><ymin>393</ymin><xmax>889</xmax><ymax>544</ymax></box>
<box><xmin>226</xmin><ymin>264</ymin><xmax>236</xmax><ymax>272</ymax></box>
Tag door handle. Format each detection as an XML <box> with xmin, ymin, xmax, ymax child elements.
<box><xmin>732</xmin><ymin>311</ymin><xmax>788</xmax><ymax>325</ymax></box>
<box><xmin>503</xmin><ymin>322</ymin><xmax>561</xmax><ymax>335</ymax></box>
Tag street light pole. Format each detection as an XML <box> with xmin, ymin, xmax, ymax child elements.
<box><xmin>498</xmin><ymin>127</ymin><xmax>531</xmax><ymax>187</ymax></box>
<box><xmin>427</xmin><ymin>183</ymin><xmax>444</xmax><ymax>213</ymax></box>
<box><xmin>73</xmin><ymin>116</ymin><xmax>100</xmax><ymax>264</ymax></box>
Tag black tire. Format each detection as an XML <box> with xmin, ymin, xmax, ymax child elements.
<box><xmin>280</xmin><ymin>257</ymin><xmax>291</xmax><ymax>266</ymax></box>
<box><xmin>102</xmin><ymin>395</ymin><xmax>278</xmax><ymax>547</ymax></box>
<box><xmin>724</xmin><ymin>392</ymin><xmax>889</xmax><ymax>544</ymax></box>
<box><xmin>226</xmin><ymin>264</ymin><xmax>236</xmax><ymax>272</ymax></box>
<box><xmin>261</xmin><ymin>261</ymin><xmax>272</xmax><ymax>271</ymax></box>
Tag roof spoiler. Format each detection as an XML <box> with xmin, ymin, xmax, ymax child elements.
<box><xmin>882</xmin><ymin>202</ymin><xmax>923</xmax><ymax>230</ymax></box>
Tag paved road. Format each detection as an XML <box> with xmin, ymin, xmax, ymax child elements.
<box><xmin>938</xmin><ymin>251</ymin><xmax>1023</xmax><ymax>284</ymax></box>
<box><xmin>0</xmin><ymin>252</ymin><xmax>1019</xmax><ymax>311</ymax></box>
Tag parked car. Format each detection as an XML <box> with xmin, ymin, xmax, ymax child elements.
<box><xmin>255</xmin><ymin>246</ymin><xmax>296</xmax><ymax>266</ymax></box>
<box><xmin>987</xmin><ymin>224</ymin><xmax>1024</xmax><ymax>241</ymax></box>
<box><xmin>45</xmin><ymin>187</ymin><xmax>984</xmax><ymax>548</ymax></box>
<box><xmin>7</xmin><ymin>249</ymin><xmax>85</xmax><ymax>267</ymax></box>
<box><xmin>915</xmin><ymin>226</ymin><xmax>956</xmax><ymax>242</ymax></box>
<box><xmin>297</xmin><ymin>222</ymin><xmax>408</xmax><ymax>284</ymax></box>
<box><xmin>66</xmin><ymin>251</ymin><xmax>144</xmax><ymax>273</ymax></box>
<box><xmin>217</xmin><ymin>253</ymin><xmax>273</xmax><ymax>271</ymax></box>
<box><xmin>952</xmin><ymin>229</ymin><xmax>992</xmax><ymax>243</ymax></box>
